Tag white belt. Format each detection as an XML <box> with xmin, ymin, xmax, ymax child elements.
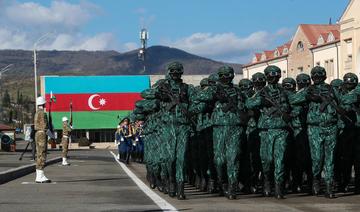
<box><xmin>63</xmin><ymin>135</ymin><xmax>69</xmax><ymax>138</ymax></box>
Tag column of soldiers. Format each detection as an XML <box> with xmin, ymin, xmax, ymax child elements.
<box><xmin>132</xmin><ymin>61</ymin><xmax>360</xmax><ymax>200</ymax></box>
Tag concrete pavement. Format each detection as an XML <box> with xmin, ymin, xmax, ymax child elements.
<box><xmin>1</xmin><ymin>149</ymin><xmax>360</xmax><ymax>211</ymax></box>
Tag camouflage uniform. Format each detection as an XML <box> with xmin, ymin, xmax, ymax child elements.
<box><xmin>246</xmin><ymin>66</ymin><xmax>291</xmax><ymax>199</ymax></box>
<box><xmin>62</xmin><ymin>122</ymin><xmax>72</xmax><ymax>158</ymax></box>
<box><xmin>290</xmin><ymin>66</ymin><xmax>338</xmax><ymax>198</ymax></box>
<box><xmin>34</xmin><ymin>108</ymin><xmax>48</xmax><ymax>170</ymax></box>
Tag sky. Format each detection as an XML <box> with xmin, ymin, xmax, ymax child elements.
<box><xmin>0</xmin><ymin>0</ymin><xmax>350</xmax><ymax>63</ymax></box>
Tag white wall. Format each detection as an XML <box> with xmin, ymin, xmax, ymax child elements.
<box><xmin>243</xmin><ymin>57</ymin><xmax>288</xmax><ymax>81</ymax></box>
<box><xmin>312</xmin><ymin>43</ymin><xmax>341</xmax><ymax>82</ymax></box>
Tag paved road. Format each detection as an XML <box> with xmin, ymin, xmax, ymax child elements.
<box><xmin>1</xmin><ymin>149</ymin><xmax>360</xmax><ymax>212</ymax></box>
<box><xmin>0</xmin><ymin>150</ymin><xmax>161</xmax><ymax>212</ymax></box>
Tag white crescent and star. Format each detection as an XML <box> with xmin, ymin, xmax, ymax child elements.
<box><xmin>88</xmin><ymin>94</ymin><xmax>107</xmax><ymax>110</ymax></box>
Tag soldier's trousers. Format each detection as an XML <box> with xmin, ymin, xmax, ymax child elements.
<box><xmin>165</xmin><ymin>124</ymin><xmax>190</xmax><ymax>183</ymax></box>
<box><xmin>62</xmin><ymin>137</ymin><xmax>69</xmax><ymax>158</ymax></box>
<box><xmin>259</xmin><ymin>129</ymin><xmax>288</xmax><ymax>184</ymax></box>
<box><xmin>35</xmin><ymin>131</ymin><xmax>47</xmax><ymax>170</ymax></box>
<box><xmin>247</xmin><ymin>130</ymin><xmax>262</xmax><ymax>186</ymax></box>
<box><xmin>308</xmin><ymin>125</ymin><xmax>337</xmax><ymax>184</ymax></box>
<box><xmin>213</xmin><ymin>125</ymin><xmax>242</xmax><ymax>185</ymax></box>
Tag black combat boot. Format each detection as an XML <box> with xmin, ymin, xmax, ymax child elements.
<box><xmin>263</xmin><ymin>176</ymin><xmax>271</xmax><ymax>197</ymax></box>
<box><xmin>162</xmin><ymin>178</ymin><xmax>169</xmax><ymax>194</ymax></box>
<box><xmin>156</xmin><ymin>176</ymin><xmax>163</xmax><ymax>192</ymax></box>
<box><xmin>227</xmin><ymin>184</ymin><xmax>237</xmax><ymax>200</ymax></box>
<box><xmin>208</xmin><ymin>179</ymin><xmax>217</xmax><ymax>194</ymax></box>
<box><xmin>149</xmin><ymin>173</ymin><xmax>156</xmax><ymax>189</ymax></box>
<box><xmin>169</xmin><ymin>182</ymin><xmax>176</xmax><ymax>198</ymax></box>
<box><xmin>200</xmin><ymin>178</ymin><xmax>207</xmax><ymax>192</ymax></box>
<box><xmin>177</xmin><ymin>182</ymin><xmax>186</xmax><ymax>200</ymax></box>
<box><xmin>275</xmin><ymin>183</ymin><xmax>285</xmax><ymax>199</ymax></box>
<box><xmin>312</xmin><ymin>179</ymin><xmax>321</xmax><ymax>196</ymax></box>
<box><xmin>325</xmin><ymin>183</ymin><xmax>335</xmax><ymax>199</ymax></box>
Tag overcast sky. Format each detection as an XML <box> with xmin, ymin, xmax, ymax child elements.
<box><xmin>0</xmin><ymin>0</ymin><xmax>349</xmax><ymax>63</ymax></box>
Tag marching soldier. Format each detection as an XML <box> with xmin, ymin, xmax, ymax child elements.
<box><xmin>246</xmin><ymin>66</ymin><xmax>291</xmax><ymax>199</ymax></box>
<box><xmin>335</xmin><ymin>73</ymin><xmax>358</xmax><ymax>193</ymax></box>
<box><xmin>61</xmin><ymin>117</ymin><xmax>72</xmax><ymax>166</ymax></box>
<box><xmin>290</xmin><ymin>66</ymin><xmax>339</xmax><ymax>198</ymax></box>
<box><xmin>34</xmin><ymin>96</ymin><xmax>51</xmax><ymax>183</ymax></box>
<box><xmin>155</xmin><ymin>62</ymin><xmax>194</xmax><ymax>200</ymax></box>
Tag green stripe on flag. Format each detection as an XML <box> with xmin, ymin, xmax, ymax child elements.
<box><xmin>50</xmin><ymin>111</ymin><xmax>133</xmax><ymax>130</ymax></box>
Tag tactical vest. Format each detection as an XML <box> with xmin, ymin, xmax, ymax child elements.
<box><xmin>261</xmin><ymin>85</ymin><xmax>288</xmax><ymax>116</ymax></box>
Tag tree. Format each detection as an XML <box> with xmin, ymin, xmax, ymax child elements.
<box><xmin>8</xmin><ymin>110</ymin><xmax>13</xmax><ymax>123</ymax></box>
<box><xmin>2</xmin><ymin>90</ymin><xmax>11</xmax><ymax>107</ymax></box>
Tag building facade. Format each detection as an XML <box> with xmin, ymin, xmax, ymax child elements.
<box><xmin>339</xmin><ymin>0</ymin><xmax>360</xmax><ymax>77</ymax></box>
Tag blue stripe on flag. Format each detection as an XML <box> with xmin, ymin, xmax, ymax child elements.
<box><xmin>44</xmin><ymin>75</ymin><xmax>150</xmax><ymax>94</ymax></box>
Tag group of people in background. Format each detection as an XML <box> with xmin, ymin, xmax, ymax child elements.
<box><xmin>115</xmin><ymin>118</ymin><xmax>144</xmax><ymax>164</ymax></box>
<box><xmin>132</xmin><ymin>61</ymin><xmax>360</xmax><ymax>201</ymax></box>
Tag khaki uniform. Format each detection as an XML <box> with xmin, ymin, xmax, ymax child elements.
<box><xmin>62</xmin><ymin>123</ymin><xmax>72</xmax><ymax>158</ymax></box>
<box><xmin>34</xmin><ymin>109</ymin><xmax>48</xmax><ymax>170</ymax></box>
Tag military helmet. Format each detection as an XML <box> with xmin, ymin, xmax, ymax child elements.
<box><xmin>217</xmin><ymin>65</ymin><xmax>235</xmax><ymax>79</ymax></box>
<box><xmin>343</xmin><ymin>73</ymin><xmax>358</xmax><ymax>84</ymax></box>
<box><xmin>311</xmin><ymin>66</ymin><xmax>326</xmax><ymax>78</ymax></box>
<box><xmin>282</xmin><ymin>77</ymin><xmax>296</xmax><ymax>89</ymax></box>
<box><xmin>239</xmin><ymin>79</ymin><xmax>253</xmax><ymax>90</ymax></box>
<box><xmin>330</xmin><ymin>79</ymin><xmax>343</xmax><ymax>87</ymax></box>
<box><xmin>167</xmin><ymin>61</ymin><xmax>184</xmax><ymax>74</ymax></box>
<box><xmin>140</xmin><ymin>89</ymin><xmax>156</xmax><ymax>99</ymax></box>
<box><xmin>296</xmin><ymin>73</ymin><xmax>311</xmax><ymax>85</ymax></box>
<box><xmin>200</xmin><ymin>78</ymin><xmax>209</xmax><ymax>87</ymax></box>
<box><xmin>251</xmin><ymin>72</ymin><xmax>266</xmax><ymax>83</ymax></box>
<box><xmin>264</xmin><ymin>65</ymin><xmax>281</xmax><ymax>77</ymax></box>
<box><xmin>208</xmin><ymin>73</ymin><xmax>218</xmax><ymax>84</ymax></box>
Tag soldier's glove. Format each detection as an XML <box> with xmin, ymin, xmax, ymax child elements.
<box><xmin>281</xmin><ymin>112</ymin><xmax>292</xmax><ymax>123</ymax></box>
<box><xmin>306</xmin><ymin>93</ymin><xmax>322</xmax><ymax>103</ymax></box>
<box><xmin>262</xmin><ymin>97</ymin><xmax>273</xmax><ymax>107</ymax></box>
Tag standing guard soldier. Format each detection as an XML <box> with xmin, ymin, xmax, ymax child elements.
<box><xmin>34</xmin><ymin>96</ymin><xmax>51</xmax><ymax>183</ymax></box>
<box><xmin>61</xmin><ymin>117</ymin><xmax>72</xmax><ymax>166</ymax></box>
<box><xmin>246</xmin><ymin>66</ymin><xmax>291</xmax><ymax>199</ymax></box>
<box><xmin>290</xmin><ymin>66</ymin><xmax>339</xmax><ymax>198</ymax></box>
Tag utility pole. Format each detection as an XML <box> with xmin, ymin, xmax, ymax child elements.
<box><xmin>33</xmin><ymin>33</ymin><xmax>52</xmax><ymax>111</ymax></box>
<box><xmin>138</xmin><ymin>28</ymin><xmax>149</xmax><ymax>74</ymax></box>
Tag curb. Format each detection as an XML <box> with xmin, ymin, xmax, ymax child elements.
<box><xmin>0</xmin><ymin>157</ymin><xmax>62</xmax><ymax>185</ymax></box>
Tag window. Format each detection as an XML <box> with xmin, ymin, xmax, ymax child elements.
<box><xmin>317</xmin><ymin>36</ymin><xmax>325</xmax><ymax>45</ymax></box>
<box><xmin>283</xmin><ymin>48</ymin><xmax>288</xmax><ymax>55</ymax></box>
<box><xmin>274</xmin><ymin>50</ymin><xmax>279</xmax><ymax>57</ymax></box>
<box><xmin>297</xmin><ymin>41</ymin><xmax>304</xmax><ymax>52</ymax></box>
<box><xmin>327</xmin><ymin>33</ymin><xmax>335</xmax><ymax>42</ymax></box>
<box><xmin>345</xmin><ymin>39</ymin><xmax>353</xmax><ymax>59</ymax></box>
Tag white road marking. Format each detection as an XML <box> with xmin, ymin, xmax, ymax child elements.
<box><xmin>21</xmin><ymin>182</ymin><xmax>57</xmax><ymax>185</ymax></box>
<box><xmin>110</xmin><ymin>151</ymin><xmax>178</xmax><ymax>212</ymax></box>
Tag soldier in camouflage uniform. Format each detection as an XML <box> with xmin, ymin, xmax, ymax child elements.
<box><xmin>335</xmin><ymin>73</ymin><xmax>358</xmax><ymax>193</ymax></box>
<box><xmin>245</xmin><ymin>72</ymin><xmax>267</xmax><ymax>194</ymax></box>
<box><xmin>330</xmin><ymin>79</ymin><xmax>343</xmax><ymax>92</ymax></box>
<box><xmin>290</xmin><ymin>66</ymin><xmax>338</xmax><ymax>198</ymax></box>
<box><xmin>238</xmin><ymin>79</ymin><xmax>255</xmax><ymax>193</ymax></box>
<box><xmin>197</xmin><ymin>66</ymin><xmax>247</xmax><ymax>200</ymax></box>
<box><xmin>246</xmin><ymin>66</ymin><xmax>291</xmax><ymax>199</ymax></box>
<box><xmin>155</xmin><ymin>62</ymin><xmax>194</xmax><ymax>200</ymax></box>
<box><xmin>290</xmin><ymin>73</ymin><xmax>312</xmax><ymax>193</ymax></box>
<box><xmin>61</xmin><ymin>116</ymin><xmax>72</xmax><ymax>166</ymax></box>
<box><xmin>34</xmin><ymin>96</ymin><xmax>51</xmax><ymax>183</ymax></box>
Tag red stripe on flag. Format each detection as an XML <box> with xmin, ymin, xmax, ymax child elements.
<box><xmin>45</xmin><ymin>93</ymin><xmax>142</xmax><ymax>112</ymax></box>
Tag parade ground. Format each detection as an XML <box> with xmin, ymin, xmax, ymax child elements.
<box><xmin>0</xmin><ymin>141</ymin><xmax>359</xmax><ymax>212</ymax></box>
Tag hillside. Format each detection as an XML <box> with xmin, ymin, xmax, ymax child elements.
<box><xmin>0</xmin><ymin>45</ymin><xmax>242</xmax><ymax>99</ymax></box>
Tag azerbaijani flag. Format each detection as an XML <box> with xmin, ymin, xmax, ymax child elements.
<box><xmin>42</xmin><ymin>76</ymin><xmax>150</xmax><ymax>130</ymax></box>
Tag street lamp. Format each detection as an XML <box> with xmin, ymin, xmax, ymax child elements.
<box><xmin>33</xmin><ymin>33</ymin><xmax>52</xmax><ymax>111</ymax></box>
